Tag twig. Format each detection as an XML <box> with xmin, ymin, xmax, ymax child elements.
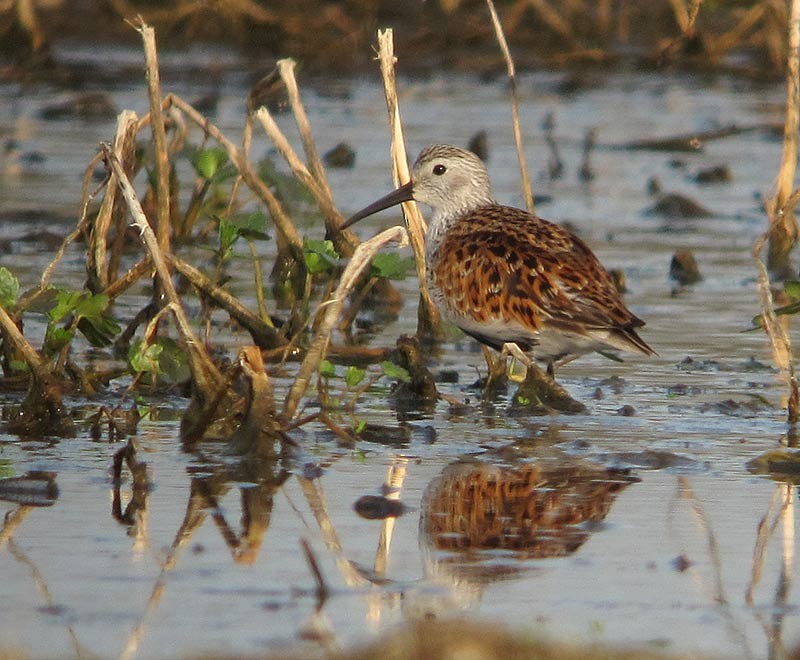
<box><xmin>253</xmin><ymin>104</ymin><xmax>356</xmax><ymax>258</ymax></box>
<box><xmin>137</xmin><ymin>21</ymin><xmax>171</xmax><ymax>254</ymax></box>
<box><xmin>89</xmin><ymin>111</ymin><xmax>139</xmax><ymax>290</ymax></box>
<box><xmin>767</xmin><ymin>0</ymin><xmax>800</xmax><ymax>276</ymax></box>
<box><xmin>486</xmin><ymin>0</ymin><xmax>535</xmax><ymax>214</ymax></box>
<box><xmin>376</xmin><ymin>29</ymin><xmax>441</xmax><ymax>337</ymax></box>
<box><xmin>167</xmin><ymin>253</ymin><xmax>284</xmax><ymax>349</ymax></box>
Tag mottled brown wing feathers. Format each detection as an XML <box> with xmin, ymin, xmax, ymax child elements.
<box><xmin>430</xmin><ymin>205</ymin><xmax>652</xmax><ymax>353</ymax></box>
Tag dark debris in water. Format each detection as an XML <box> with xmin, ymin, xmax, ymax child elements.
<box><xmin>0</xmin><ymin>471</ymin><xmax>59</xmax><ymax>506</ymax></box>
<box><xmin>607</xmin><ymin>451</ymin><xmax>704</xmax><ymax>471</ymax></box>
<box><xmin>747</xmin><ymin>449</ymin><xmax>800</xmax><ymax>483</ymax></box>
<box><xmin>697</xmin><ymin>398</ymin><xmax>771</xmax><ymax>417</ymax></box>
<box><xmin>645</xmin><ymin>193</ymin><xmax>713</xmax><ymax>219</ymax></box>
<box><xmin>353</xmin><ymin>494</ymin><xmax>408</xmax><ymax>520</ymax></box>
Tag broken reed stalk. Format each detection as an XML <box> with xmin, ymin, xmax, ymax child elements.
<box><xmin>767</xmin><ymin>0</ymin><xmax>800</xmax><ymax>278</ymax></box>
<box><xmin>102</xmin><ymin>144</ymin><xmax>223</xmax><ymax>398</ymax></box>
<box><xmin>753</xmin><ymin>250</ymin><xmax>799</xmax><ymax>423</ymax></box>
<box><xmin>283</xmin><ymin>225</ymin><xmax>408</xmax><ymax>420</ymax></box>
<box><xmin>754</xmin><ymin>0</ymin><xmax>800</xmax><ymax>423</ymax></box>
<box><xmin>485</xmin><ymin>0</ymin><xmax>535</xmax><ymax>215</ymax></box>
<box><xmin>90</xmin><ymin>110</ymin><xmax>138</xmax><ymax>291</ymax></box>
<box><xmin>167</xmin><ymin>253</ymin><xmax>283</xmax><ymax>349</ymax></box>
<box><xmin>253</xmin><ymin>104</ymin><xmax>357</xmax><ymax>257</ymax></box>
<box><xmin>376</xmin><ymin>29</ymin><xmax>441</xmax><ymax>336</ymax></box>
<box><xmin>277</xmin><ymin>60</ymin><xmax>350</xmax><ymax>239</ymax></box>
<box><xmin>138</xmin><ymin>21</ymin><xmax>171</xmax><ymax>255</ymax></box>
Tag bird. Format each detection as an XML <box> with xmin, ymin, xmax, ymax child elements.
<box><xmin>341</xmin><ymin>144</ymin><xmax>654</xmax><ymax>375</ymax></box>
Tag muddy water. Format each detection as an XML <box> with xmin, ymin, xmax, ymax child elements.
<box><xmin>0</xmin><ymin>48</ymin><xmax>798</xmax><ymax>659</ymax></box>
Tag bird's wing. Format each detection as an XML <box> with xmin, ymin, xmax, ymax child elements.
<box><xmin>430</xmin><ymin>206</ymin><xmax>645</xmax><ymax>339</ymax></box>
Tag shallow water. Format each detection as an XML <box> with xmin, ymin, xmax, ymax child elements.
<box><xmin>0</xmin><ymin>45</ymin><xmax>798</xmax><ymax>659</ymax></box>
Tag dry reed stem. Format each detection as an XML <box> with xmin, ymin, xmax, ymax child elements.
<box><xmin>752</xmin><ymin>250</ymin><xmax>798</xmax><ymax>421</ymax></box>
<box><xmin>104</xmin><ymin>257</ymin><xmax>153</xmax><ymax>301</ymax></box>
<box><xmin>277</xmin><ymin>59</ymin><xmax>347</xmax><ymax>233</ymax></box>
<box><xmin>751</xmin><ymin>0</ymin><xmax>800</xmax><ymax>423</ymax></box>
<box><xmin>252</xmin><ymin>105</ymin><xmax>356</xmax><ymax>256</ymax></box>
<box><xmin>767</xmin><ymin>0</ymin><xmax>800</xmax><ymax>276</ymax></box>
<box><xmin>669</xmin><ymin>0</ymin><xmax>704</xmax><ymax>34</ymax></box>
<box><xmin>15</xmin><ymin>151</ymin><xmax>105</xmax><ymax>314</ymax></box>
<box><xmin>0</xmin><ymin>304</ymin><xmax>44</xmax><ymax>375</ymax></box>
<box><xmin>91</xmin><ymin>110</ymin><xmax>139</xmax><ymax>290</ymax></box>
<box><xmin>103</xmin><ymin>144</ymin><xmax>223</xmax><ymax>398</ymax></box>
<box><xmin>137</xmin><ymin>21</ymin><xmax>171</xmax><ymax>255</ymax></box>
<box><xmin>486</xmin><ymin>0</ymin><xmax>535</xmax><ymax>215</ymax></box>
<box><xmin>283</xmin><ymin>225</ymin><xmax>408</xmax><ymax>420</ymax></box>
<box><xmin>166</xmin><ymin>254</ymin><xmax>283</xmax><ymax>348</ymax></box>
<box><xmin>376</xmin><ymin>29</ymin><xmax>441</xmax><ymax>335</ymax></box>
<box><xmin>166</xmin><ymin>94</ymin><xmax>304</xmax><ymax>259</ymax></box>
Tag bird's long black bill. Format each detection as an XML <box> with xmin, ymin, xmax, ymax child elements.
<box><xmin>339</xmin><ymin>181</ymin><xmax>414</xmax><ymax>231</ymax></box>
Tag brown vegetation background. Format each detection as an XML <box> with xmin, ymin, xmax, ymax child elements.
<box><xmin>0</xmin><ymin>0</ymin><xmax>789</xmax><ymax>75</ymax></box>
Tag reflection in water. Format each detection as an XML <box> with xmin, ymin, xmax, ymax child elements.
<box><xmin>420</xmin><ymin>456</ymin><xmax>638</xmax><ymax>586</ymax></box>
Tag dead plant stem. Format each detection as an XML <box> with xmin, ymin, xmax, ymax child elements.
<box><xmin>767</xmin><ymin>0</ymin><xmax>800</xmax><ymax>276</ymax></box>
<box><xmin>376</xmin><ymin>29</ymin><xmax>441</xmax><ymax>336</ymax></box>
<box><xmin>486</xmin><ymin>0</ymin><xmax>535</xmax><ymax>215</ymax></box>
<box><xmin>103</xmin><ymin>144</ymin><xmax>223</xmax><ymax>396</ymax></box>
<box><xmin>137</xmin><ymin>22</ymin><xmax>171</xmax><ymax>255</ymax></box>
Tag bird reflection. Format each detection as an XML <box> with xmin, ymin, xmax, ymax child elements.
<box><xmin>420</xmin><ymin>455</ymin><xmax>638</xmax><ymax>583</ymax></box>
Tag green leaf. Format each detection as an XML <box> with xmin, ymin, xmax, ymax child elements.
<box><xmin>8</xmin><ymin>360</ymin><xmax>29</xmax><ymax>373</ymax></box>
<box><xmin>354</xmin><ymin>418</ymin><xmax>367</xmax><ymax>435</ymax></box>
<box><xmin>0</xmin><ymin>268</ymin><xmax>19</xmax><ymax>308</ymax></box>
<box><xmin>304</xmin><ymin>238</ymin><xmax>339</xmax><ymax>274</ymax></box>
<box><xmin>227</xmin><ymin>211</ymin><xmax>271</xmax><ymax>241</ymax></box>
<box><xmin>370</xmin><ymin>253</ymin><xmax>414</xmax><ymax>280</ymax></box>
<box><xmin>380</xmin><ymin>360</ymin><xmax>410</xmax><ymax>383</ymax></box>
<box><xmin>43</xmin><ymin>326</ymin><xmax>74</xmax><ymax>354</ymax></box>
<box><xmin>156</xmin><ymin>337</ymin><xmax>191</xmax><ymax>384</ymax></box>
<box><xmin>48</xmin><ymin>289</ymin><xmax>82</xmax><ymax>323</ymax></box>
<box><xmin>77</xmin><ymin>314</ymin><xmax>121</xmax><ymax>347</ymax></box>
<box><xmin>129</xmin><ymin>340</ymin><xmax>163</xmax><ymax>374</ymax></box>
<box><xmin>784</xmin><ymin>281</ymin><xmax>800</xmax><ymax>300</ymax></box>
<box><xmin>218</xmin><ymin>217</ymin><xmax>240</xmax><ymax>258</ymax></box>
<box><xmin>345</xmin><ymin>365</ymin><xmax>366</xmax><ymax>388</ymax></box>
<box><xmin>192</xmin><ymin>147</ymin><xmax>229</xmax><ymax>180</ymax></box>
<box><xmin>319</xmin><ymin>359</ymin><xmax>336</xmax><ymax>378</ymax></box>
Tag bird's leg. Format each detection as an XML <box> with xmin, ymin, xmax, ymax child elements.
<box><xmin>481</xmin><ymin>345</ymin><xmax>508</xmax><ymax>398</ymax></box>
<box><xmin>547</xmin><ymin>360</ymin><xmax>555</xmax><ymax>379</ymax></box>
<box><xmin>500</xmin><ymin>342</ymin><xmax>533</xmax><ymax>383</ymax></box>
<box><xmin>498</xmin><ymin>344</ymin><xmax>587</xmax><ymax>414</ymax></box>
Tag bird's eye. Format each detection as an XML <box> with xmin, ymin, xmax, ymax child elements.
<box><xmin>432</xmin><ymin>164</ymin><xmax>447</xmax><ymax>175</ymax></box>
